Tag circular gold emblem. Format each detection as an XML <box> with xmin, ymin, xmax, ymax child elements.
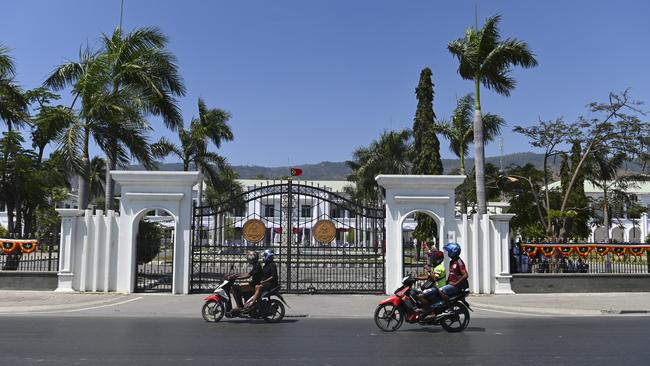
<box><xmin>242</xmin><ymin>219</ymin><xmax>266</xmax><ymax>243</ymax></box>
<box><xmin>313</xmin><ymin>220</ymin><xmax>336</xmax><ymax>244</ymax></box>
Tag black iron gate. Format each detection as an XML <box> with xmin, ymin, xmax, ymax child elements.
<box><xmin>190</xmin><ymin>180</ymin><xmax>385</xmax><ymax>294</ymax></box>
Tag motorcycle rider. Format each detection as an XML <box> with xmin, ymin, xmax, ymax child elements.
<box><xmin>244</xmin><ymin>249</ymin><xmax>279</xmax><ymax>310</ymax></box>
<box><xmin>227</xmin><ymin>250</ymin><xmax>263</xmax><ymax>314</ymax></box>
<box><xmin>439</xmin><ymin>242</ymin><xmax>469</xmax><ymax>301</ymax></box>
<box><xmin>415</xmin><ymin>250</ymin><xmax>446</xmax><ymax>313</ymax></box>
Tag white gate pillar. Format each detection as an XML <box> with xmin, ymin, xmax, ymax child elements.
<box><xmin>376</xmin><ymin>175</ymin><xmax>466</xmax><ymax>294</ymax></box>
<box><xmin>112</xmin><ymin>171</ymin><xmax>201</xmax><ymax>294</ymax></box>
<box><xmin>54</xmin><ymin>209</ymin><xmax>84</xmax><ymax>292</ymax></box>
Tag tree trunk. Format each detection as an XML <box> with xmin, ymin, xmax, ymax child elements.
<box><xmin>473</xmin><ymin>108</ymin><xmax>487</xmax><ymax>215</ymax></box>
<box><xmin>78</xmin><ymin>164</ymin><xmax>90</xmax><ymax>210</ymax></box>
<box><xmin>105</xmin><ymin>152</ymin><xmax>117</xmax><ymax>210</ymax></box>
<box><xmin>603</xmin><ymin>186</ymin><xmax>610</xmax><ymax>241</ymax></box>
<box><xmin>459</xmin><ymin>153</ymin><xmax>468</xmax><ymax>214</ymax></box>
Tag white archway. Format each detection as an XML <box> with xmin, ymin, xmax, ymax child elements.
<box><xmin>54</xmin><ymin>171</ymin><xmax>200</xmax><ymax>294</ymax></box>
<box><xmin>113</xmin><ymin>171</ymin><xmax>200</xmax><ymax>294</ymax></box>
<box><xmin>376</xmin><ymin>175</ymin><xmax>463</xmax><ymax>293</ymax></box>
<box><xmin>376</xmin><ymin>174</ymin><xmax>515</xmax><ymax>295</ymax></box>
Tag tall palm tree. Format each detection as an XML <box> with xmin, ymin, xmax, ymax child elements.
<box><xmin>45</xmin><ymin>27</ymin><xmax>186</xmax><ymax>210</ymax></box>
<box><xmin>99</xmin><ymin>27</ymin><xmax>185</xmax><ymax>209</ymax></box>
<box><xmin>0</xmin><ymin>45</ymin><xmax>28</xmax><ymax>132</ymax></box>
<box><xmin>448</xmin><ymin>14</ymin><xmax>537</xmax><ymax>214</ymax></box>
<box><xmin>347</xmin><ymin>129</ymin><xmax>411</xmax><ymax>204</ymax></box>
<box><xmin>152</xmin><ymin>98</ymin><xmax>233</xmax><ymax>204</ymax></box>
<box><xmin>436</xmin><ymin>93</ymin><xmax>504</xmax><ymax>213</ymax></box>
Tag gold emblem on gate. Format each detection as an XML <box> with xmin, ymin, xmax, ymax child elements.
<box><xmin>242</xmin><ymin>219</ymin><xmax>266</xmax><ymax>243</ymax></box>
<box><xmin>313</xmin><ymin>220</ymin><xmax>336</xmax><ymax>244</ymax></box>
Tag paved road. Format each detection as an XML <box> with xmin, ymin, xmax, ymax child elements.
<box><xmin>0</xmin><ymin>316</ymin><xmax>647</xmax><ymax>365</ymax></box>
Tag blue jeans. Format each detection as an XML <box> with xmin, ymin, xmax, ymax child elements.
<box><xmin>422</xmin><ymin>288</ymin><xmax>440</xmax><ymax>302</ymax></box>
<box><xmin>440</xmin><ymin>284</ymin><xmax>460</xmax><ymax>298</ymax></box>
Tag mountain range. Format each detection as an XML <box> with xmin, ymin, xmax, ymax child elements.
<box><xmin>142</xmin><ymin>152</ymin><xmax>578</xmax><ymax>180</ymax></box>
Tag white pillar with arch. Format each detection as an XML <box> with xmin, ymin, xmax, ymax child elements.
<box><xmin>376</xmin><ymin>174</ymin><xmax>515</xmax><ymax>295</ymax></box>
<box><xmin>55</xmin><ymin>171</ymin><xmax>201</xmax><ymax>294</ymax></box>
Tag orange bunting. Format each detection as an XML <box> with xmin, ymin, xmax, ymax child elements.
<box><xmin>518</xmin><ymin>243</ymin><xmax>649</xmax><ymax>258</ymax></box>
<box><xmin>612</xmin><ymin>247</ymin><xmax>626</xmax><ymax>257</ymax></box>
<box><xmin>628</xmin><ymin>247</ymin><xmax>646</xmax><ymax>257</ymax></box>
<box><xmin>540</xmin><ymin>246</ymin><xmax>556</xmax><ymax>257</ymax></box>
<box><xmin>0</xmin><ymin>239</ymin><xmax>39</xmax><ymax>254</ymax></box>
<box><xmin>595</xmin><ymin>246</ymin><xmax>612</xmax><ymax>256</ymax></box>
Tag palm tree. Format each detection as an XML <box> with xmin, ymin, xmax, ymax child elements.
<box><xmin>0</xmin><ymin>44</ymin><xmax>28</xmax><ymax>132</ymax></box>
<box><xmin>88</xmin><ymin>156</ymin><xmax>106</xmax><ymax>206</ymax></box>
<box><xmin>99</xmin><ymin>27</ymin><xmax>185</xmax><ymax>209</ymax></box>
<box><xmin>436</xmin><ymin>93</ymin><xmax>504</xmax><ymax>213</ymax></box>
<box><xmin>152</xmin><ymin>98</ymin><xmax>233</xmax><ymax>205</ymax></box>
<box><xmin>347</xmin><ymin>129</ymin><xmax>411</xmax><ymax>204</ymax></box>
<box><xmin>45</xmin><ymin>27</ymin><xmax>185</xmax><ymax>210</ymax></box>
<box><xmin>448</xmin><ymin>14</ymin><xmax>537</xmax><ymax>214</ymax></box>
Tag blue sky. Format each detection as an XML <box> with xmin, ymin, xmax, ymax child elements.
<box><xmin>2</xmin><ymin>0</ymin><xmax>649</xmax><ymax>167</ymax></box>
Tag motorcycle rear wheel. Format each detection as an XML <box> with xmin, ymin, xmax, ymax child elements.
<box><xmin>202</xmin><ymin>300</ymin><xmax>225</xmax><ymax>323</ymax></box>
<box><xmin>263</xmin><ymin>299</ymin><xmax>285</xmax><ymax>323</ymax></box>
<box><xmin>440</xmin><ymin>302</ymin><xmax>470</xmax><ymax>332</ymax></box>
<box><xmin>374</xmin><ymin>303</ymin><xmax>404</xmax><ymax>332</ymax></box>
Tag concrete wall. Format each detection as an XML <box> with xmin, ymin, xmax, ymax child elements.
<box><xmin>512</xmin><ymin>273</ymin><xmax>650</xmax><ymax>293</ymax></box>
<box><xmin>0</xmin><ymin>271</ymin><xmax>57</xmax><ymax>290</ymax></box>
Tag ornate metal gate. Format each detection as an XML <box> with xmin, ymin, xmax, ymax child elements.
<box><xmin>190</xmin><ymin>180</ymin><xmax>385</xmax><ymax>293</ymax></box>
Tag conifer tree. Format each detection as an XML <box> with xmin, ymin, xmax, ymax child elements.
<box><xmin>411</xmin><ymin>68</ymin><xmax>443</xmax><ymax>248</ymax></box>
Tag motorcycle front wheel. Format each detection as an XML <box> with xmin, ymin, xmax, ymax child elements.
<box><xmin>202</xmin><ymin>300</ymin><xmax>225</xmax><ymax>323</ymax></box>
<box><xmin>440</xmin><ymin>302</ymin><xmax>470</xmax><ymax>332</ymax></box>
<box><xmin>374</xmin><ymin>303</ymin><xmax>404</xmax><ymax>332</ymax></box>
<box><xmin>263</xmin><ymin>299</ymin><xmax>285</xmax><ymax>323</ymax></box>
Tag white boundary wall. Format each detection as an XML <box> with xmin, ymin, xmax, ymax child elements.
<box><xmin>376</xmin><ymin>174</ymin><xmax>515</xmax><ymax>295</ymax></box>
<box><xmin>55</xmin><ymin>171</ymin><xmax>200</xmax><ymax>294</ymax></box>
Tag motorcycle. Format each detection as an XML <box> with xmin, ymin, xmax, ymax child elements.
<box><xmin>201</xmin><ymin>276</ymin><xmax>288</xmax><ymax>323</ymax></box>
<box><xmin>374</xmin><ymin>275</ymin><xmax>472</xmax><ymax>333</ymax></box>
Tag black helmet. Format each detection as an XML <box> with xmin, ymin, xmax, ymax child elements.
<box><xmin>246</xmin><ymin>251</ymin><xmax>259</xmax><ymax>264</ymax></box>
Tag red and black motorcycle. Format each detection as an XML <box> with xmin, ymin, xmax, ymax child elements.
<box><xmin>374</xmin><ymin>275</ymin><xmax>471</xmax><ymax>333</ymax></box>
<box><xmin>201</xmin><ymin>276</ymin><xmax>288</xmax><ymax>323</ymax></box>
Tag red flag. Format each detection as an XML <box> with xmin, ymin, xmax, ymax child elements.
<box><xmin>290</xmin><ymin>167</ymin><xmax>303</xmax><ymax>177</ymax></box>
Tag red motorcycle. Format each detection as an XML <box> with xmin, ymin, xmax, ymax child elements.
<box><xmin>374</xmin><ymin>275</ymin><xmax>471</xmax><ymax>333</ymax></box>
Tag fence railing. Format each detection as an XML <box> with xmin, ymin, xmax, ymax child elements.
<box><xmin>512</xmin><ymin>242</ymin><xmax>650</xmax><ymax>274</ymax></box>
<box><xmin>0</xmin><ymin>233</ymin><xmax>60</xmax><ymax>272</ymax></box>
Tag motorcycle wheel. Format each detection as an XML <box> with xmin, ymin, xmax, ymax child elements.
<box><xmin>263</xmin><ymin>299</ymin><xmax>285</xmax><ymax>323</ymax></box>
<box><xmin>440</xmin><ymin>302</ymin><xmax>470</xmax><ymax>333</ymax></box>
<box><xmin>374</xmin><ymin>303</ymin><xmax>404</xmax><ymax>332</ymax></box>
<box><xmin>202</xmin><ymin>300</ymin><xmax>225</xmax><ymax>323</ymax></box>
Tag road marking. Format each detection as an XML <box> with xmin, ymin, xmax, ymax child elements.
<box><xmin>10</xmin><ymin>297</ymin><xmax>143</xmax><ymax>315</ymax></box>
<box><xmin>471</xmin><ymin>305</ymin><xmax>548</xmax><ymax>317</ymax></box>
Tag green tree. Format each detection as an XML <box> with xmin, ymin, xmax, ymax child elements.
<box><xmin>503</xmin><ymin>163</ymin><xmax>547</xmax><ymax>239</ymax></box>
<box><xmin>437</xmin><ymin>93</ymin><xmax>504</xmax><ymax>213</ymax></box>
<box><xmin>0</xmin><ymin>44</ymin><xmax>28</xmax><ymax>132</ymax></box>
<box><xmin>45</xmin><ymin>27</ymin><xmax>186</xmax><ymax>210</ymax></box>
<box><xmin>99</xmin><ymin>27</ymin><xmax>185</xmax><ymax>210</ymax></box>
<box><xmin>346</xmin><ymin>129</ymin><xmax>411</xmax><ymax>204</ymax></box>
<box><xmin>448</xmin><ymin>14</ymin><xmax>538</xmax><ymax>214</ymax></box>
<box><xmin>410</xmin><ymin>68</ymin><xmax>442</xmax><ymax>243</ymax></box>
<box><xmin>152</xmin><ymin>98</ymin><xmax>233</xmax><ymax>205</ymax></box>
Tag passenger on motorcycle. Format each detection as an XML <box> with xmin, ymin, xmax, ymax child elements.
<box><xmin>244</xmin><ymin>249</ymin><xmax>279</xmax><ymax>309</ymax></box>
<box><xmin>439</xmin><ymin>242</ymin><xmax>469</xmax><ymax>301</ymax></box>
<box><xmin>415</xmin><ymin>250</ymin><xmax>446</xmax><ymax>313</ymax></box>
<box><xmin>227</xmin><ymin>250</ymin><xmax>262</xmax><ymax>314</ymax></box>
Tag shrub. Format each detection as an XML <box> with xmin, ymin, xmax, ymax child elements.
<box><xmin>136</xmin><ymin>221</ymin><xmax>163</xmax><ymax>265</ymax></box>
